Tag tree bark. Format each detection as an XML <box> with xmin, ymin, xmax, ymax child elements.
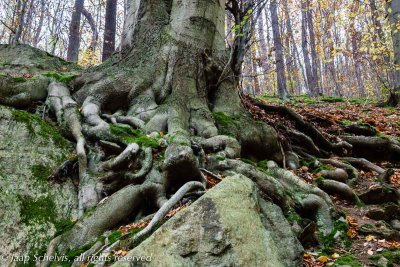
<box><xmin>349</xmin><ymin>2</ymin><xmax>366</xmax><ymax>98</ymax></box>
<box><xmin>306</xmin><ymin>1</ymin><xmax>321</xmax><ymax>96</ymax></box>
<box><xmin>82</xmin><ymin>8</ymin><xmax>98</xmax><ymax>52</ymax></box>
<box><xmin>102</xmin><ymin>0</ymin><xmax>117</xmax><ymax>61</ymax></box>
<box><xmin>32</xmin><ymin>0</ymin><xmax>45</xmax><ymax>47</ymax></box>
<box><xmin>387</xmin><ymin>0</ymin><xmax>400</xmax><ymax>105</ymax></box>
<box><xmin>11</xmin><ymin>0</ymin><xmax>28</xmax><ymax>45</ymax></box>
<box><xmin>67</xmin><ymin>0</ymin><xmax>85</xmax><ymax>62</ymax></box>
<box><xmin>270</xmin><ymin>0</ymin><xmax>288</xmax><ymax>99</ymax></box>
<box><xmin>301</xmin><ymin>0</ymin><xmax>314</xmax><ymax>96</ymax></box>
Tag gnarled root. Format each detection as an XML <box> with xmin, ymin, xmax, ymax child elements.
<box><xmin>252</xmin><ymin>99</ymin><xmax>352</xmax><ymax>156</ymax></box>
<box><xmin>318</xmin><ymin>168</ymin><xmax>349</xmax><ymax>183</ymax></box>
<box><xmin>128</xmin><ymin>181</ymin><xmax>205</xmax><ymax>246</ymax></box>
<box><xmin>342</xmin><ymin>136</ymin><xmax>400</xmax><ymax>162</ymax></box>
<box><xmin>47</xmin><ymin>81</ymin><xmax>95</xmax><ymax>217</ymax></box>
<box><xmin>317</xmin><ymin>179</ymin><xmax>360</xmax><ymax>204</ymax></box>
<box><xmin>207</xmin><ymin>157</ymin><xmax>334</xmax><ymax>232</ymax></box>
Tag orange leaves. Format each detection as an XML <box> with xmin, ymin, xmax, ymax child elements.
<box><xmin>303</xmin><ymin>253</ymin><xmax>325</xmax><ymax>267</ymax></box>
<box><xmin>113</xmin><ymin>250</ymin><xmax>128</xmax><ymax>256</ymax></box>
<box><xmin>346</xmin><ymin>216</ymin><xmax>359</xmax><ymax>239</ymax></box>
<box><xmin>166</xmin><ymin>205</ymin><xmax>187</xmax><ymax>218</ymax></box>
<box><xmin>303</xmin><ymin>253</ymin><xmax>341</xmax><ymax>267</ymax></box>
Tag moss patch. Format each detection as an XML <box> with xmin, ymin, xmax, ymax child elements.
<box><xmin>213</xmin><ymin>112</ymin><xmax>240</xmax><ymax>136</ymax></box>
<box><xmin>43</xmin><ymin>71</ymin><xmax>77</xmax><ymax>85</ymax></box>
<box><xmin>18</xmin><ymin>195</ymin><xmax>57</xmax><ymax>225</ymax></box>
<box><xmin>333</xmin><ymin>254</ymin><xmax>362</xmax><ymax>267</ymax></box>
<box><xmin>369</xmin><ymin>248</ymin><xmax>400</xmax><ymax>267</ymax></box>
<box><xmin>11</xmin><ymin>108</ymin><xmax>70</xmax><ymax>149</ymax></box>
<box><xmin>320</xmin><ymin>217</ymin><xmax>352</xmax><ymax>254</ymax></box>
<box><xmin>110</xmin><ymin>124</ymin><xmax>160</xmax><ymax>148</ymax></box>
<box><xmin>30</xmin><ymin>164</ymin><xmax>53</xmax><ymax>183</ymax></box>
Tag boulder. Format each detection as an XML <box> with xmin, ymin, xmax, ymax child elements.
<box><xmin>0</xmin><ymin>105</ymin><xmax>78</xmax><ymax>266</ymax></box>
<box><xmin>112</xmin><ymin>175</ymin><xmax>303</xmax><ymax>267</ymax></box>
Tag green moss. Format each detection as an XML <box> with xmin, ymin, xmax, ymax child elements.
<box><xmin>320</xmin><ymin>96</ymin><xmax>345</xmax><ymax>103</ymax></box>
<box><xmin>65</xmin><ymin>240</ymin><xmax>97</xmax><ymax>262</ymax></box>
<box><xmin>108</xmin><ymin>231</ymin><xmax>122</xmax><ymax>244</ymax></box>
<box><xmin>320</xmin><ymin>217</ymin><xmax>352</xmax><ymax>254</ymax></box>
<box><xmin>369</xmin><ymin>248</ymin><xmax>400</xmax><ymax>267</ymax></box>
<box><xmin>313</xmin><ymin>163</ymin><xmax>335</xmax><ymax>174</ymax></box>
<box><xmin>257</xmin><ymin>160</ymin><xmax>269</xmax><ymax>170</ymax></box>
<box><xmin>54</xmin><ymin>219</ymin><xmax>76</xmax><ymax>237</ymax></box>
<box><xmin>13</xmin><ymin>76</ymin><xmax>27</xmax><ymax>83</ymax></box>
<box><xmin>11</xmin><ymin>108</ymin><xmax>70</xmax><ymax>149</ymax></box>
<box><xmin>334</xmin><ymin>254</ymin><xmax>362</xmax><ymax>267</ymax></box>
<box><xmin>18</xmin><ymin>195</ymin><xmax>57</xmax><ymax>225</ymax></box>
<box><xmin>286</xmin><ymin>209</ymin><xmax>302</xmax><ymax>224</ymax></box>
<box><xmin>212</xmin><ymin>112</ymin><xmax>240</xmax><ymax>136</ymax></box>
<box><xmin>240</xmin><ymin>158</ymin><xmax>256</xmax><ymax>165</ymax></box>
<box><xmin>30</xmin><ymin>164</ymin><xmax>53</xmax><ymax>183</ymax></box>
<box><xmin>315</xmin><ymin>176</ymin><xmax>325</xmax><ymax>185</ymax></box>
<box><xmin>43</xmin><ymin>71</ymin><xmax>77</xmax><ymax>85</ymax></box>
<box><xmin>110</xmin><ymin>124</ymin><xmax>160</xmax><ymax>148</ymax></box>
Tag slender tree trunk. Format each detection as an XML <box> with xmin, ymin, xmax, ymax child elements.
<box><xmin>67</xmin><ymin>0</ymin><xmax>85</xmax><ymax>62</ymax></box>
<box><xmin>82</xmin><ymin>8</ymin><xmax>98</xmax><ymax>51</ymax></box>
<box><xmin>349</xmin><ymin>2</ymin><xmax>366</xmax><ymax>98</ymax></box>
<box><xmin>11</xmin><ymin>0</ymin><xmax>28</xmax><ymax>45</ymax></box>
<box><xmin>306</xmin><ymin>1</ymin><xmax>320</xmax><ymax>96</ymax></box>
<box><xmin>251</xmin><ymin>44</ymin><xmax>261</xmax><ymax>95</ymax></box>
<box><xmin>282</xmin><ymin>0</ymin><xmax>301</xmax><ymax>95</ymax></box>
<box><xmin>32</xmin><ymin>0</ymin><xmax>45</xmax><ymax>47</ymax></box>
<box><xmin>270</xmin><ymin>0</ymin><xmax>288</xmax><ymax>99</ymax></box>
<box><xmin>301</xmin><ymin>0</ymin><xmax>314</xmax><ymax>95</ymax></box>
<box><xmin>257</xmin><ymin>13</ymin><xmax>270</xmax><ymax>77</ymax></box>
<box><xmin>387</xmin><ymin>0</ymin><xmax>400</xmax><ymax>106</ymax></box>
<box><xmin>102</xmin><ymin>0</ymin><xmax>117</xmax><ymax>61</ymax></box>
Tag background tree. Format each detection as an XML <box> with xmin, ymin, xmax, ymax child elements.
<box><xmin>270</xmin><ymin>0</ymin><xmax>288</xmax><ymax>99</ymax></box>
<box><xmin>102</xmin><ymin>0</ymin><xmax>117</xmax><ymax>61</ymax></box>
<box><xmin>67</xmin><ymin>0</ymin><xmax>85</xmax><ymax>62</ymax></box>
<box><xmin>387</xmin><ymin>0</ymin><xmax>400</xmax><ymax>105</ymax></box>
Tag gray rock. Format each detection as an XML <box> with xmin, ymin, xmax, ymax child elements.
<box><xmin>0</xmin><ymin>105</ymin><xmax>77</xmax><ymax>266</ymax></box>
<box><xmin>112</xmin><ymin>175</ymin><xmax>303</xmax><ymax>267</ymax></box>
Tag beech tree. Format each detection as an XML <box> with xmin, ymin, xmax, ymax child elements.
<box><xmin>67</xmin><ymin>0</ymin><xmax>85</xmax><ymax>62</ymax></box>
<box><xmin>1</xmin><ymin>1</ymin><xmax>400</xmax><ymax>265</ymax></box>
<box><xmin>102</xmin><ymin>0</ymin><xmax>117</xmax><ymax>61</ymax></box>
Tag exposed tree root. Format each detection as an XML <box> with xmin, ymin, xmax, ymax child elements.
<box><xmin>318</xmin><ymin>168</ymin><xmax>349</xmax><ymax>183</ymax></box>
<box><xmin>337</xmin><ymin>157</ymin><xmax>385</xmax><ymax>174</ymax></box>
<box><xmin>317</xmin><ymin>179</ymin><xmax>360</xmax><ymax>204</ymax></box>
<box><xmin>252</xmin><ymin>99</ymin><xmax>352</xmax><ymax>155</ymax></box>
<box><xmin>319</xmin><ymin>159</ymin><xmax>359</xmax><ymax>181</ymax></box>
<box><xmin>128</xmin><ymin>181</ymin><xmax>205</xmax><ymax>246</ymax></box>
<box><xmin>342</xmin><ymin>136</ymin><xmax>400</xmax><ymax>162</ymax></box>
<box><xmin>207</xmin><ymin>157</ymin><xmax>334</xmax><ymax>232</ymax></box>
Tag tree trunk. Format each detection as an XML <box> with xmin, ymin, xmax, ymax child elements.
<box><xmin>257</xmin><ymin>13</ymin><xmax>270</xmax><ymax>78</ymax></box>
<box><xmin>270</xmin><ymin>0</ymin><xmax>288</xmax><ymax>99</ymax></box>
<box><xmin>301</xmin><ymin>0</ymin><xmax>314</xmax><ymax>96</ymax></box>
<box><xmin>11</xmin><ymin>0</ymin><xmax>28</xmax><ymax>45</ymax></box>
<box><xmin>387</xmin><ymin>0</ymin><xmax>400</xmax><ymax>105</ymax></box>
<box><xmin>102</xmin><ymin>0</ymin><xmax>117</xmax><ymax>61</ymax></box>
<box><xmin>32</xmin><ymin>0</ymin><xmax>45</xmax><ymax>47</ymax></box>
<box><xmin>67</xmin><ymin>0</ymin><xmax>85</xmax><ymax>62</ymax></box>
<box><xmin>82</xmin><ymin>8</ymin><xmax>98</xmax><ymax>51</ymax></box>
<box><xmin>306</xmin><ymin>1</ymin><xmax>321</xmax><ymax>96</ymax></box>
<box><xmin>349</xmin><ymin>2</ymin><xmax>366</xmax><ymax>98</ymax></box>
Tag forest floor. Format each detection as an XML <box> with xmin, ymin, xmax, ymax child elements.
<box><xmin>80</xmin><ymin>95</ymin><xmax>400</xmax><ymax>267</ymax></box>
<box><xmin>245</xmin><ymin>95</ymin><xmax>400</xmax><ymax>267</ymax></box>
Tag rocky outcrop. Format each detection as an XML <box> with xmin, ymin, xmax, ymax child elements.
<box><xmin>0</xmin><ymin>105</ymin><xmax>77</xmax><ymax>266</ymax></box>
<box><xmin>112</xmin><ymin>175</ymin><xmax>303</xmax><ymax>267</ymax></box>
